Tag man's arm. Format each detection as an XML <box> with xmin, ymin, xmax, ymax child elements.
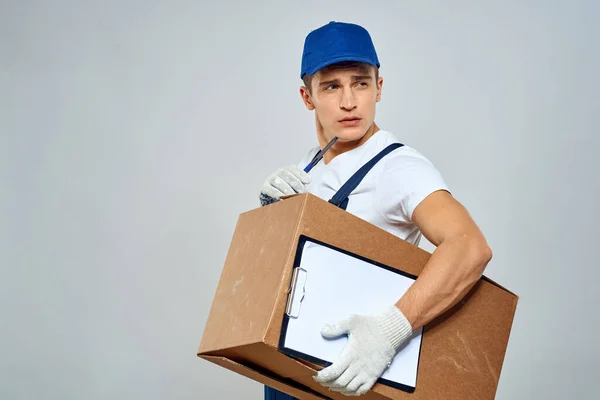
<box><xmin>313</xmin><ymin>189</ymin><xmax>493</xmax><ymax>397</ymax></box>
<box><xmin>396</xmin><ymin>189</ymin><xmax>493</xmax><ymax>330</ymax></box>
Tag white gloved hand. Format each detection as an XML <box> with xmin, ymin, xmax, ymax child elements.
<box><xmin>313</xmin><ymin>305</ymin><xmax>413</xmax><ymax>397</ymax></box>
<box><xmin>259</xmin><ymin>165</ymin><xmax>312</xmax><ymax>206</ymax></box>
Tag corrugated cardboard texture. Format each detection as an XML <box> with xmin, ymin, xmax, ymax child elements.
<box><xmin>198</xmin><ymin>193</ymin><xmax>518</xmax><ymax>399</ymax></box>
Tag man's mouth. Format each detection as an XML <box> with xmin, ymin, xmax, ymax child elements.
<box><xmin>339</xmin><ymin>117</ymin><xmax>362</xmax><ymax>126</ymax></box>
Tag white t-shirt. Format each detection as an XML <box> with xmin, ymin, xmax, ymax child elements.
<box><xmin>297</xmin><ymin>129</ymin><xmax>449</xmax><ymax>246</ymax></box>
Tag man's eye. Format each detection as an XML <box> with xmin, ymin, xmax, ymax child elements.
<box><xmin>326</xmin><ymin>85</ymin><xmax>337</xmax><ymax>90</ymax></box>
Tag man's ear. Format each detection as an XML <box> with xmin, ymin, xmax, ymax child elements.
<box><xmin>376</xmin><ymin>76</ymin><xmax>383</xmax><ymax>102</ymax></box>
<box><xmin>300</xmin><ymin>86</ymin><xmax>315</xmax><ymax>110</ymax></box>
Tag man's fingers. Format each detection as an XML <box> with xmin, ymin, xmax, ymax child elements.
<box><xmin>269</xmin><ymin>175</ymin><xmax>296</xmax><ymax>196</ymax></box>
<box><xmin>355</xmin><ymin>377</ymin><xmax>378</xmax><ymax>396</ymax></box>
<box><xmin>262</xmin><ymin>165</ymin><xmax>311</xmax><ymax>203</ymax></box>
<box><xmin>287</xmin><ymin>165</ymin><xmax>312</xmax><ymax>184</ymax></box>
<box><xmin>341</xmin><ymin>373</ymin><xmax>365</xmax><ymax>394</ymax></box>
<box><xmin>261</xmin><ymin>185</ymin><xmax>285</xmax><ymax>200</ymax></box>
<box><xmin>278</xmin><ymin>169</ymin><xmax>307</xmax><ymax>193</ymax></box>
<box><xmin>315</xmin><ymin>361</ymin><xmax>348</xmax><ymax>384</ymax></box>
<box><xmin>315</xmin><ymin>341</ymin><xmax>357</xmax><ymax>383</ymax></box>
<box><xmin>326</xmin><ymin>363</ymin><xmax>359</xmax><ymax>390</ymax></box>
<box><xmin>321</xmin><ymin>315</ymin><xmax>353</xmax><ymax>339</ymax></box>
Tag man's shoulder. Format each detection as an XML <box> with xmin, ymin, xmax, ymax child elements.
<box><xmin>387</xmin><ymin>145</ymin><xmax>436</xmax><ymax>166</ymax></box>
<box><xmin>375</xmin><ymin>132</ymin><xmax>449</xmax><ymax>222</ymax></box>
<box><xmin>373</xmin><ymin>134</ymin><xmax>447</xmax><ymax>196</ymax></box>
<box><xmin>375</xmin><ymin>131</ymin><xmax>439</xmax><ymax>172</ymax></box>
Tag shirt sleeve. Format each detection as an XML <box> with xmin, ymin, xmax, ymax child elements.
<box><xmin>376</xmin><ymin>150</ymin><xmax>450</xmax><ymax>224</ymax></box>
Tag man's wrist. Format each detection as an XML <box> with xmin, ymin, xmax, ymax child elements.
<box><xmin>378</xmin><ymin>305</ymin><xmax>413</xmax><ymax>351</ymax></box>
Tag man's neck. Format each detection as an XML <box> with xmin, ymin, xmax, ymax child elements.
<box><xmin>319</xmin><ymin>122</ymin><xmax>380</xmax><ymax>164</ymax></box>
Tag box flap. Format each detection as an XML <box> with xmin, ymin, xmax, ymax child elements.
<box><xmin>200</xmin><ymin>355</ymin><xmax>330</xmax><ymax>399</ymax></box>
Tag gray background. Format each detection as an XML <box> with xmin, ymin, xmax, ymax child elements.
<box><xmin>2</xmin><ymin>0</ymin><xmax>599</xmax><ymax>399</ymax></box>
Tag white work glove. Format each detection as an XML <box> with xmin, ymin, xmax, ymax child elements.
<box><xmin>259</xmin><ymin>165</ymin><xmax>311</xmax><ymax>206</ymax></box>
<box><xmin>313</xmin><ymin>305</ymin><xmax>413</xmax><ymax>397</ymax></box>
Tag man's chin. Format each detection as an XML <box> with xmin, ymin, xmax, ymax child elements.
<box><xmin>334</xmin><ymin>126</ymin><xmax>368</xmax><ymax>142</ymax></box>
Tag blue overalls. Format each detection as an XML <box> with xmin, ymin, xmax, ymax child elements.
<box><xmin>264</xmin><ymin>143</ymin><xmax>404</xmax><ymax>400</ymax></box>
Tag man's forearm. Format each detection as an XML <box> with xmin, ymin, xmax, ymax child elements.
<box><xmin>396</xmin><ymin>234</ymin><xmax>492</xmax><ymax>330</ymax></box>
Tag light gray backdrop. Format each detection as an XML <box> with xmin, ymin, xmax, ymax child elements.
<box><xmin>2</xmin><ymin>0</ymin><xmax>599</xmax><ymax>399</ymax></box>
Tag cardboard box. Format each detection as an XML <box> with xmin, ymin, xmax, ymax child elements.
<box><xmin>198</xmin><ymin>193</ymin><xmax>518</xmax><ymax>399</ymax></box>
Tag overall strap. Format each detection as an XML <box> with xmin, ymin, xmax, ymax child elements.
<box><xmin>328</xmin><ymin>142</ymin><xmax>404</xmax><ymax>210</ymax></box>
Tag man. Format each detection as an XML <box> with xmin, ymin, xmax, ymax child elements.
<box><xmin>260</xmin><ymin>21</ymin><xmax>492</xmax><ymax>399</ymax></box>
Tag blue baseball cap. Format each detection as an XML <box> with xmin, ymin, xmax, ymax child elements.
<box><xmin>300</xmin><ymin>21</ymin><xmax>380</xmax><ymax>79</ymax></box>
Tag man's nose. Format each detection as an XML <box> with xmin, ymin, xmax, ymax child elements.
<box><xmin>340</xmin><ymin>88</ymin><xmax>357</xmax><ymax>111</ymax></box>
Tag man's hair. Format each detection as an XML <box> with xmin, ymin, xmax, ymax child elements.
<box><xmin>302</xmin><ymin>61</ymin><xmax>379</xmax><ymax>94</ymax></box>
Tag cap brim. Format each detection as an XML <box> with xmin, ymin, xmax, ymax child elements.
<box><xmin>303</xmin><ymin>55</ymin><xmax>379</xmax><ymax>78</ymax></box>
